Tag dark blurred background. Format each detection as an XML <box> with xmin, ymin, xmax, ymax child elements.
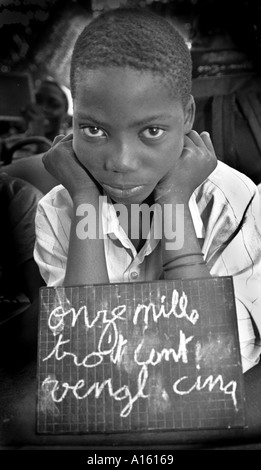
<box><xmin>1</xmin><ymin>0</ymin><xmax>261</xmax><ymax>182</ymax></box>
<box><xmin>1</xmin><ymin>0</ymin><xmax>260</xmax><ymax>88</ymax></box>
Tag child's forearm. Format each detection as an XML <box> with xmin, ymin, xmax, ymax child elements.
<box><xmin>161</xmin><ymin>201</ymin><xmax>211</xmax><ymax>280</ymax></box>
<box><xmin>154</xmin><ymin>130</ymin><xmax>217</xmax><ymax>280</ymax></box>
<box><xmin>63</xmin><ymin>192</ymin><xmax>109</xmax><ymax>286</ymax></box>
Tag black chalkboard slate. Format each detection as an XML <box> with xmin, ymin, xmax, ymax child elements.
<box><xmin>36</xmin><ymin>276</ymin><xmax>247</xmax><ymax>434</ymax></box>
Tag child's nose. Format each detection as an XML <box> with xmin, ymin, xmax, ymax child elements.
<box><xmin>105</xmin><ymin>141</ymin><xmax>140</xmax><ymax>172</ymax></box>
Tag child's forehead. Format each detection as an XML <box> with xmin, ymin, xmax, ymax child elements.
<box><xmin>73</xmin><ymin>66</ymin><xmax>186</xmax><ymax>121</ymax></box>
<box><xmin>75</xmin><ymin>66</ymin><xmax>179</xmax><ymax>98</ymax></box>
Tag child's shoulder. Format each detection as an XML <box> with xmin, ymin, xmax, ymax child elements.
<box><xmin>38</xmin><ymin>184</ymin><xmax>72</xmax><ymax>211</ymax></box>
<box><xmin>199</xmin><ymin>160</ymin><xmax>258</xmax><ymax>202</ymax></box>
<box><xmin>194</xmin><ymin>161</ymin><xmax>259</xmax><ymax>221</ymax></box>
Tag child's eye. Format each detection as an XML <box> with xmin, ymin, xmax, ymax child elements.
<box><xmin>81</xmin><ymin>126</ymin><xmax>106</xmax><ymax>138</ymax></box>
<box><xmin>141</xmin><ymin>127</ymin><xmax>165</xmax><ymax>139</ymax></box>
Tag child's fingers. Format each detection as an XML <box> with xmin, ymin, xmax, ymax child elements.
<box><xmin>186</xmin><ymin>130</ymin><xmax>215</xmax><ymax>153</ymax></box>
<box><xmin>52</xmin><ymin>133</ymin><xmax>73</xmax><ymax>146</ymax></box>
<box><xmin>185</xmin><ymin>130</ymin><xmax>204</xmax><ymax>147</ymax></box>
<box><xmin>200</xmin><ymin>131</ymin><xmax>216</xmax><ymax>154</ymax></box>
<box><xmin>60</xmin><ymin>133</ymin><xmax>73</xmax><ymax>142</ymax></box>
<box><xmin>43</xmin><ymin>134</ymin><xmax>74</xmax><ymax>168</ymax></box>
<box><xmin>182</xmin><ymin>133</ymin><xmax>200</xmax><ymax>156</ymax></box>
<box><xmin>52</xmin><ymin>134</ymin><xmax>65</xmax><ymax>146</ymax></box>
<box><xmin>184</xmin><ymin>131</ymin><xmax>217</xmax><ymax>165</ymax></box>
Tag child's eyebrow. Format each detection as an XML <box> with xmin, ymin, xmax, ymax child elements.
<box><xmin>75</xmin><ymin>113</ymin><xmax>174</xmax><ymax>128</ymax></box>
<box><xmin>130</xmin><ymin>114</ymin><xmax>174</xmax><ymax>127</ymax></box>
<box><xmin>75</xmin><ymin>114</ymin><xmax>107</xmax><ymax>127</ymax></box>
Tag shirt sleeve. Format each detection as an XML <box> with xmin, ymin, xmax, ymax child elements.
<box><xmin>199</xmin><ymin>166</ymin><xmax>261</xmax><ymax>373</ymax></box>
<box><xmin>34</xmin><ymin>187</ymin><xmax>72</xmax><ymax>286</ymax></box>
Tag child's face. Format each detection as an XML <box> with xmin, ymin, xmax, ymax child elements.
<box><xmin>73</xmin><ymin>67</ymin><xmax>193</xmax><ymax>205</ymax></box>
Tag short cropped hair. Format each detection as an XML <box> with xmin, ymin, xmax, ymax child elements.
<box><xmin>70</xmin><ymin>7</ymin><xmax>192</xmax><ymax>104</ymax></box>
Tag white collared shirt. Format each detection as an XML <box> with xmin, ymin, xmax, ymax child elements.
<box><xmin>34</xmin><ymin>161</ymin><xmax>261</xmax><ymax>372</ymax></box>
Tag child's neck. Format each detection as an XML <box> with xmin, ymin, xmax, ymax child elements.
<box><xmin>118</xmin><ymin>194</ymin><xmax>155</xmax><ymax>253</ymax></box>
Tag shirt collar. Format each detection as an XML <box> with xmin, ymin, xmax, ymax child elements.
<box><xmin>101</xmin><ymin>194</ymin><xmax>124</xmax><ymax>236</ymax></box>
<box><xmin>189</xmin><ymin>192</ymin><xmax>205</xmax><ymax>238</ymax></box>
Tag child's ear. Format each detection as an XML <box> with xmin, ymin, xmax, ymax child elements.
<box><xmin>184</xmin><ymin>94</ymin><xmax>195</xmax><ymax>134</ymax></box>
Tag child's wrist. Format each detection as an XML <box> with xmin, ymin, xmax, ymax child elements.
<box><xmin>72</xmin><ymin>186</ymin><xmax>100</xmax><ymax>205</ymax></box>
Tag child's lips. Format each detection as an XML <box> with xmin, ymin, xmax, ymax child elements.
<box><xmin>102</xmin><ymin>183</ymin><xmax>146</xmax><ymax>198</ymax></box>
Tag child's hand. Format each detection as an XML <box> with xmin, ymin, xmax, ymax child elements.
<box><xmin>155</xmin><ymin>130</ymin><xmax>217</xmax><ymax>203</ymax></box>
<box><xmin>42</xmin><ymin>134</ymin><xmax>100</xmax><ymax>200</ymax></box>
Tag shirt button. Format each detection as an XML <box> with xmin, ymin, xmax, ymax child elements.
<box><xmin>130</xmin><ymin>271</ymin><xmax>139</xmax><ymax>280</ymax></box>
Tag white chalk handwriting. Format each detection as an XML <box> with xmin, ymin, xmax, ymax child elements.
<box><xmin>40</xmin><ymin>286</ymin><xmax>239</xmax><ymax>420</ymax></box>
<box><xmin>47</xmin><ymin>289</ymin><xmax>199</xmax><ymax>336</ymax></box>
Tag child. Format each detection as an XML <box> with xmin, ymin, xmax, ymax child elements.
<box><xmin>34</xmin><ymin>7</ymin><xmax>261</xmax><ymax>373</ymax></box>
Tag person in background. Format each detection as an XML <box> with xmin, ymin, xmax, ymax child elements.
<box><xmin>34</xmin><ymin>7</ymin><xmax>261</xmax><ymax>373</ymax></box>
<box><xmin>191</xmin><ymin>0</ymin><xmax>261</xmax><ymax>185</ymax></box>
<box><xmin>0</xmin><ymin>173</ymin><xmax>46</xmax><ymax>363</ymax></box>
<box><xmin>0</xmin><ymin>173</ymin><xmax>44</xmax><ymax>311</ymax></box>
<box><xmin>2</xmin><ymin>78</ymin><xmax>70</xmax><ymax>162</ymax></box>
<box><xmin>21</xmin><ymin>79</ymin><xmax>70</xmax><ymax>143</ymax></box>
<box><xmin>0</xmin><ymin>173</ymin><xmax>45</xmax><ymax>360</ymax></box>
